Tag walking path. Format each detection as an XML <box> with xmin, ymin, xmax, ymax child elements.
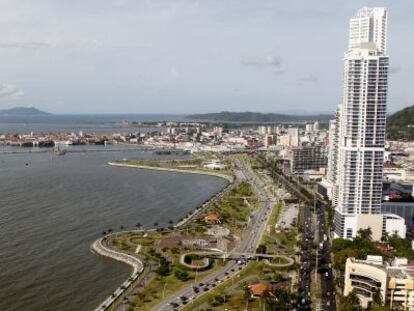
<box><xmin>107</xmin><ymin>162</ymin><xmax>234</xmax><ymax>182</ymax></box>
<box><xmin>179</xmin><ymin>251</ymin><xmax>294</xmax><ymax>269</ymax></box>
<box><xmin>91</xmin><ymin>162</ymin><xmax>234</xmax><ymax>310</ymax></box>
<box><xmin>91</xmin><ymin>236</ymin><xmax>144</xmax><ymax>311</ymax></box>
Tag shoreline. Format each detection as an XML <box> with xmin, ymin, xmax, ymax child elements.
<box><xmin>91</xmin><ymin>161</ymin><xmax>234</xmax><ymax>310</ymax></box>
<box><xmin>107</xmin><ymin>161</ymin><xmax>234</xmax><ymax>227</ymax></box>
<box><xmin>91</xmin><ymin>236</ymin><xmax>144</xmax><ymax>311</ymax></box>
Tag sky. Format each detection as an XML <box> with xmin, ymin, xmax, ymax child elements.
<box><xmin>0</xmin><ymin>0</ymin><xmax>412</xmax><ymax>114</ymax></box>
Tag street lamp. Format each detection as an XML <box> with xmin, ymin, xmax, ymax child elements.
<box><xmin>162</xmin><ymin>282</ymin><xmax>167</xmax><ymax>300</ymax></box>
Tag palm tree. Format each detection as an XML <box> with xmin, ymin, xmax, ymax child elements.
<box><xmin>371</xmin><ymin>287</ymin><xmax>383</xmax><ymax>307</ymax></box>
<box><xmin>340</xmin><ymin>290</ymin><xmax>361</xmax><ymax>311</ymax></box>
<box><xmin>120</xmin><ymin>225</ymin><xmax>125</xmax><ymax>231</ymax></box>
<box><xmin>356</xmin><ymin>227</ymin><xmax>372</xmax><ymax>240</ymax></box>
<box><xmin>136</xmin><ymin>223</ymin><xmax>141</xmax><ymax>229</ymax></box>
<box><xmin>381</xmin><ymin>232</ymin><xmax>389</xmax><ymax>243</ymax></box>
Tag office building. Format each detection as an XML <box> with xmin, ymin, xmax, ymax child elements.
<box><xmin>344</xmin><ymin>256</ymin><xmax>414</xmax><ymax>310</ymax></box>
<box><xmin>288</xmin><ymin>145</ymin><xmax>328</xmax><ymax>174</ymax></box>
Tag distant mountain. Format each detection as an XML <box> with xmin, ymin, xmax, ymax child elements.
<box><xmin>0</xmin><ymin>106</ymin><xmax>51</xmax><ymax>116</ymax></box>
<box><xmin>387</xmin><ymin>105</ymin><xmax>414</xmax><ymax>140</ymax></box>
<box><xmin>185</xmin><ymin>111</ymin><xmax>333</xmax><ymax>123</ymax></box>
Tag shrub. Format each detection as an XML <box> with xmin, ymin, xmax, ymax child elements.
<box><xmin>174</xmin><ymin>269</ymin><xmax>190</xmax><ymax>281</ymax></box>
<box><xmin>256</xmin><ymin>244</ymin><xmax>267</xmax><ymax>254</ymax></box>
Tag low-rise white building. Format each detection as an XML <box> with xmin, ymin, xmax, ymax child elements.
<box><xmin>333</xmin><ymin>212</ymin><xmax>406</xmax><ymax>240</ymax></box>
<box><xmin>344</xmin><ymin>255</ymin><xmax>414</xmax><ymax>310</ymax></box>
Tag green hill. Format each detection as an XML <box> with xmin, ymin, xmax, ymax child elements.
<box><xmin>185</xmin><ymin>111</ymin><xmax>332</xmax><ymax>123</ymax></box>
<box><xmin>0</xmin><ymin>106</ymin><xmax>50</xmax><ymax>116</ymax></box>
<box><xmin>387</xmin><ymin>105</ymin><xmax>414</xmax><ymax>140</ymax></box>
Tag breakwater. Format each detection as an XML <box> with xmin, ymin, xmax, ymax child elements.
<box><xmin>91</xmin><ymin>236</ymin><xmax>144</xmax><ymax>311</ymax></box>
<box><xmin>90</xmin><ymin>162</ymin><xmax>233</xmax><ymax>310</ymax></box>
<box><xmin>107</xmin><ymin>161</ymin><xmax>234</xmax><ymax>182</ymax></box>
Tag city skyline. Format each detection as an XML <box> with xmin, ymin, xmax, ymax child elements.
<box><xmin>3</xmin><ymin>3</ymin><xmax>414</xmax><ymax>311</ymax></box>
<box><xmin>0</xmin><ymin>1</ymin><xmax>412</xmax><ymax>114</ymax></box>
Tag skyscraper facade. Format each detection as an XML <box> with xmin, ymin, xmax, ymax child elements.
<box><xmin>332</xmin><ymin>7</ymin><xmax>389</xmax><ymax>239</ymax></box>
<box><xmin>326</xmin><ymin>109</ymin><xmax>340</xmax><ymax>205</ymax></box>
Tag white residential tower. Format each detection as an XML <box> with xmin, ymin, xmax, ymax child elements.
<box><xmin>331</xmin><ymin>7</ymin><xmax>392</xmax><ymax>239</ymax></box>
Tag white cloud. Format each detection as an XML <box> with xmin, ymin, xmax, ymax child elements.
<box><xmin>241</xmin><ymin>55</ymin><xmax>282</xmax><ymax>68</ymax></box>
<box><xmin>300</xmin><ymin>74</ymin><xmax>318</xmax><ymax>83</ymax></box>
<box><xmin>112</xmin><ymin>0</ymin><xmax>130</xmax><ymax>7</ymax></box>
<box><xmin>0</xmin><ymin>84</ymin><xmax>24</xmax><ymax>100</ymax></box>
<box><xmin>389</xmin><ymin>65</ymin><xmax>401</xmax><ymax>74</ymax></box>
<box><xmin>0</xmin><ymin>41</ymin><xmax>49</xmax><ymax>49</ymax></box>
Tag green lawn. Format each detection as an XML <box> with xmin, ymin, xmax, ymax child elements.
<box><xmin>181</xmin><ymin>261</ymin><xmax>294</xmax><ymax>311</ymax></box>
<box><xmin>109</xmin><ymin>232</ymin><xmax>225</xmax><ymax>311</ymax></box>
<box><xmin>116</xmin><ymin>158</ymin><xmax>234</xmax><ymax>176</ymax></box>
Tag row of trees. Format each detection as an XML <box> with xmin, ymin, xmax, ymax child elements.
<box><xmin>339</xmin><ymin>290</ymin><xmax>390</xmax><ymax>311</ymax></box>
<box><xmin>101</xmin><ymin>220</ymin><xmax>178</xmax><ymax>235</ymax></box>
<box><xmin>333</xmin><ymin>227</ymin><xmax>414</xmax><ymax>273</ymax></box>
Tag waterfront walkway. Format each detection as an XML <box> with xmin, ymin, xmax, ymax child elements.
<box><xmin>107</xmin><ymin>162</ymin><xmax>234</xmax><ymax>182</ymax></box>
<box><xmin>91</xmin><ymin>162</ymin><xmax>233</xmax><ymax>311</ymax></box>
<box><xmin>91</xmin><ymin>236</ymin><xmax>144</xmax><ymax>311</ymax></box>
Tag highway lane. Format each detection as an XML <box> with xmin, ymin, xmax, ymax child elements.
<box><xmin>152</xmin><ymin>159</ymin><xmax>277</xmax><ymax>311</ymax></box>
<box><xmin>315</xmin><ymin>201</ymin><xmax>336</xmax><ymax>310</ymax></box>
<box><xmin>257</xmin><ymin>156</ymin><xmax>337</xmax><ymax>311</ymax></box>
<box><xmin>296</xmin><ymin>201</ymin><xmax>312</xmax><ymax>310</ymax></box>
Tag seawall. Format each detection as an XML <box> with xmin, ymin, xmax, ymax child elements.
<box><xmin>107</xmin><ymin>162</ymin><xmax>234</xmax><ymax>183</ymax></box>
<box><xmin>91</xmin><ymin>236</ymin><xmax>143</xmax><ymax>311</ymax></box>
<box><xmin>91</xmin><ymin>161</ymin><xmax>234</xmax><ymax>310</ymax></box>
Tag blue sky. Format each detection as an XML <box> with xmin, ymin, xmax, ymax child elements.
<box><xmin>0</xmin><ymin>0</ymin><xmax>412</xmax><ymax>114</ymax></box>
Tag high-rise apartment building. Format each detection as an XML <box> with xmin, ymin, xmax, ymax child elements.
<box><xmin>288</xmin><ymin>145</ymin><xmax>328</xmax><ymax>174</ymax></box>
<box><xmin>326</xmin><ymin>109</ymin><xmax>340</xmax><ymax>205</ymax></box>
<box><xmin>349</xmin><ymin>7</ymin><xmax>387</xmax><ymax>54</ymax></box>
<box><xmin>331</xmin><ymin>7</ymin><xmax>390</xmax><ymax>239</ymax></box>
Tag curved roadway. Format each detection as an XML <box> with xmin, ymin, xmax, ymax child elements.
<box><xmin>152</xmin><ymin>159</ymin><xmax>282</xmax><ymax>311</ymax></box>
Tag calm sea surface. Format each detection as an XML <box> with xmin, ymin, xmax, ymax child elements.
<box><xmin>0</xmin><ymin>145</ymin><xmax>227</xmax><ymax>311</ymax></box>
<box><xmin>0</xmin><ymin>114</ymin><xmax>185</xmax><ymax>134</ymax></box>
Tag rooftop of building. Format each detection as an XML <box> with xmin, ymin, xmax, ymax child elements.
<box><xmin>249</xmin><ymin>283</ymin><xmax>273</xmax><ymax>297</ymax></box>
<box><xmin>387</xmin><ymin>268</ymin><xmax>407</xmax><ymax>279</ymax></box>
<box><xmin>349</xmin><ymin>256</ymin><xmax>414</xmax><ymax>280</ymax></box>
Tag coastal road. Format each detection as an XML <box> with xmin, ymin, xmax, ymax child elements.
<box><xmin>315</xmin><ymin>200</ymin><xmax>336</xmax><ymax>310</ymax></box>
<box><xmin>297</xmin><ymin>202</ymin><xmax>312</xmax><ymax>310</ymax></box>
<box><xmin>257</xmin><ymin>156</ymin><xmax>336</xmax><ymax>311</ymax></box>
<box><xmin>152</xmin><ymin>158</ymin><xmax>277</xmax><ymax>311</ymax></box>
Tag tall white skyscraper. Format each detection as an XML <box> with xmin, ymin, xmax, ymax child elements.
<box><xmin>349</xmin><ymin>7</ymin><xmax>387</xmax><ymax>54</ymax></box>
<box><xmin>332</xmin><ymin>7</ymin><xmax>389</xmax><ymax>239</ymax></box>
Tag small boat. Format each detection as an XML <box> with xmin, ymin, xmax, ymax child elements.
<box><xmin>53</xmin><ymin>145</ymin><xmax>67</xmax><ymax>156</ymax></box>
